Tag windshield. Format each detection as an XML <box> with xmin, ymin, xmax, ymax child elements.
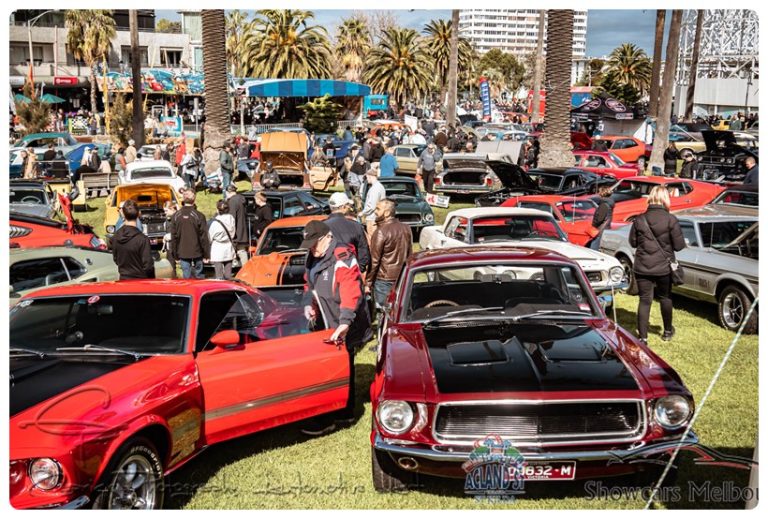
<box><xmin>711</xmin><ymin>190</ymin><xmax>759</xmax><ymax>207</ymax></box>
<box><xmin>10</xmin><ymin>188</ymin><xmax>46</xmax><ymax>205</ymax></box>
<box><xmin>258</xmin><ymin>227</ymin><xmax>306</xmax><ymax>255</ymax></box>
<box><xmin>613</xmin><ymin>180</ymin><xmax>656</xmax><ymax>197</ymax></box>
<box><xmin>472</xmin><ymin>215</ymin><xmax>567</xmax><ymax>243</ymax></box>
<box><xmin>699</xmin><ymin>221</ymin><xmax>759</xmax><ymax>258</ymax></box>
<box><xmin>10</xmin><ymin>295</ymin><xmax>190</xmax><ymax>354</ymax></box>
<box><xmin>405</xmin><ymin>263</ymin><xmax>597</xmax><ymax>322</ymax></box>
<box><xmin>609</xmin><ymin>153</ymin><xmax>626</xmax><ymax>166</ymax></box>
<box><xmin>130</xmin><ymin>168</ymin><xmax>173</xmax><ymax>180</ymax></box>
<box><xmin>384</xmin><ymin>181</ymin><xmax>421</xmax><ymax>198</ymax></box>
<box><xmin>526</xmin><ymin>172</ymin><xmax>564</xmax><ymax>192</ymax></box>
<box><xmin>556</xmin><ymin>200</ymin><xmax>598</xmax><ymax>221</ymax></box>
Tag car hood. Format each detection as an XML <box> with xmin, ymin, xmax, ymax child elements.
<box><xmin>700</xmin><ymin>130</ymin><xmax>751</xmax><ymax>153</ymax></box>
<box><xmin>261</xmin><ymin>152</ymin><xmax>306</xmax><ymax>171</ymax></box>
<box><xmin>486</xmin><ymin>161</ymin><xmax>540</xmax><ymax>190</ymax></box>
<box><xmin>9</xmin><ymin>204</ymin><xmax>53</xmax><ymax>219</ymax></box>
<box><xmin>473</xmin><ymin>240</ymin><xmax>618</xmax><ymax>265</ymax></box>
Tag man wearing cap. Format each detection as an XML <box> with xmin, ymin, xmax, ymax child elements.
<box><xmin>359</xmin><ymin>169</ymin><xmax>387</xmax><ymax>238</ymax></box>
<box><xmin>325</xmin><ymin>192</ymin><xmax>371</xmax><ymax>274</ymax></box>
<box><xmin>225</xmin><ymin>184</ymin><xmax>250</xmax><ymax>266</ymax></box>
<box><xmin>417</xmin><ymin>143</ymin><xmax>442</xmax><ymax>193</ymax></box>
<box><xmin>124</xmin><ymin>139</ymin><xmax>137</xmax><ymax>163</ymax></box>
<box><xmin>300</xmin><ymin>220</ymin><xmax>372</xmax><ymax>435</ymax></box>
<box><xmin>260</xmin><ymin>161</ymin><xmax>281</xmax><ymax>190</ymax></box>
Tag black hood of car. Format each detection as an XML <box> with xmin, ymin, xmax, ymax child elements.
<box><xmin>700</xmin><ymin>130</ymin><xmax>754</xmax><ymax>155</ymax></box>
<box><xmin>486</xmin><ymin>160</ymin><xmax>540</xmax><ymax>190</ymax></box>
<box><xmin>10</xmin><ymin>357</ymin><xmax>137</xmax><ymax>417</ymax></box>
<box><xmin>423</xmin><ymin>323</ymin><xmax>639</xmax><ymax>393</ymax></box>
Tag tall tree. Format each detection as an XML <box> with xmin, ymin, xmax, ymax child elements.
<box><xmin>249</xmin><ymin>10</ymin><xmax>332</xmax><ymax>79</ymax></box>
<box><xmin>538</xmin><ymin>10</ymin><xmax>574</xmax><ymax>168</ymax></box>
<box><xmin>648</xmin><ymin>10</ymin><xmax>683</xmax><ymax>173</ymax></box>
<box><xmin>446</xmin><ymin>10</ymin><xmax>460</xmax><ymax>126</ymax></box>
<box><xmin>129</xmin><ymin>10</ymin><xmax>144</xmax><ymax>147</ymax></box>
<box><xmin>531</xmin><ymin>10</ymin><xmax>546</xmax><ymax>123</ymax></box>
<box><xmin>648</xmin><ymin>10</ymin><xmax>667</xmax><ymax>117</ymax></box>
<box><xmin>65</xmin><ymin>10</ymin><xmax>116</xmax><ymax>117</ymax></box>
<box><xmin>334</xmin><ymin>16</ymin><xmax>372</xmax><ymax>83</ymax></box>
<box><xmin>423</xmin><ymin>19</ymin><xmax>473</xmax><ymax>103</ymax></box>
<box><xmin>156</xmin><ymin>19</ymin><xmax>181</xmax><ymax>33</ymax></box>
<box><xmin>477</xmin><ymin>49</ymin><xmax>525</xmax><ymax>92</ymax></box>
<box><xmin>606</xmin><ymin>43</ymin><xmax>652</xmax><ymax>95</ymax></box>
<box><xmin>363</xmin><ymin>28</ymin><xmax>431</xmax><ymax>107</ymax></box>
<box><xmin>226</xmin><ymin>10</ymin><xmax>257</xmax><ymax>77</ymax></box>
<box><xmin>684</xmin><ymin>10</ymin><xmax>704</xmax><ymax>120</ymax></box>
<box><xmin>202</xmin><ymin>10</ymin><xmax>231</xmax><ymax>173</ymax></box>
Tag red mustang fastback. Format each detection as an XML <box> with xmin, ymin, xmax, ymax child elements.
<box><xmin>573</xmin><ymin>150</ymin><xmax>641</xmax><ymax>179</ymax></box>
<box><xmin>370</xmin><ymin>247</ymin><xmax>696</xmax><ymax>491</ymax></box>
<box><xmin>10</xmin><ymin>195</ymin><xmax>105</xmax><ymax>250</ymax></box>
<box><xmin>501</xmin><ymin>195</ymin><xmax>600</xmax><ymax>246</ymax></box>
<box><xmin>10</xmin><ymin>280</ymin><xmax>348</xmax><ymax>509</ymax></box>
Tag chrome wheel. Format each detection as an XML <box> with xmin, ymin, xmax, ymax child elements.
<box><xmin>106</xmin><ymin>454</ymin><xmax>157</xmax><ymax>509</ymax></box>
<box><xmin>721</xmin><ymin>293</ymin><xmax>744</xmax><ymax>329</ymax></box>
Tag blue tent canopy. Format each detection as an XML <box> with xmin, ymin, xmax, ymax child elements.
<box><xmin>242</xmin><ymin>79</ymin><xmax>371</xmax><ymax>98</ymax></box>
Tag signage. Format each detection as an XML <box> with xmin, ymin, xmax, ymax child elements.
<box><xmin>54</xmin><ymin>76</ymin><xmax>79</xmax><ymax>86</ymax></box>
<box><xmin>98</xmin><ymin>69</ymin><xmax>205</xmax><ymax>96</ymax></box>
<box><xmin>615</xmin><ymin>113</ymin><xmax>634</xmax><ymax>120</ymax></box>
<box><xmin>10</xmin><ymin>76</ymin><xmax>26</xmax><ymax>87</ymax></box>
<box><xmin>479</xmin><ymin>77</ymin><xmax>492</xmax><ymax>121</ymax></box>
<box><xmin>404</xmin><ymin>115</ymin><xmax>418</xmax><ymax>131</ymax></box>
<box><xmin>425</xmin><ymin>193</ymin><xmax>450</xmax><ymax>209</ymax></box>
<box><xmin>161</xmin><ymin>116</ymin><xmax>184</xmax><ymax>135</ymax></box>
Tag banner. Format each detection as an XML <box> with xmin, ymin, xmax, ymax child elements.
<box><xmin>161</xmin><ymin>116</ymin><xmax>184</xmax><ymax>135</ymax></box>
<box><xmin>425</xmin><ymin>193</ymin><xmax>450</xmax><ymax>209</ymax></box>
<box><xmin>479</xmin><ymin>77</ymin><xmax>492</xmax><ymax>121</ymax></box>
<box><xmin>98</xmin><ymin>69</ymin><xmax>205</xmax><ymax>96</ymax></box>
<box><xmin>404</xmin><ymin>115</ymin><xmax>418</xmax><ymax>131</ymax></box>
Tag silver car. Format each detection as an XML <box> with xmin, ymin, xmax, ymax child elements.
<box><xmin>9</xmin><ymin>180</ymin><xmax>58</xmax><ymax>219</ymax></box>
<box><xmin>600</xmin><ymin>205</ymin><xmax>758</xmax><ymax>333</ymax></box>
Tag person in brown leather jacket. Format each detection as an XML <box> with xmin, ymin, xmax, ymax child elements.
<box><xmin>367</xmin><ymin>199</ymin><xmax>412</xmax><ymax>312</ymax></box>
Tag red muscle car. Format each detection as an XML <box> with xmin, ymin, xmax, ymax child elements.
<box><xmin>501</xmin><ymin>195</ymin><xmax>601</xmax><ymax>246</ymax></box>
<box><xmin>603</xmin><ymin>176</ymin><xmax>725</xmax><ymax>223</ymax></box>
<box><xmin>370</xmin><ymin>247</ymin><xmax>696</xmax><ymax>491</ymax></box>
<box><xmin>573</xmin><ymin>150</ymin><xmax>641</xmax><ymax>179</ymax></box>
<box><xmin>10</xmin><ymin>194</ymin><xmax>106</xmax><ymax>250</ymax></box>
<box><xmin>10</xmin><ymin>280</ymin><xmax>348</xmax><ymax>509</ymax></box>
<box><xmin>592</xmin><ymin>136</ymin><xmax>651</xmax><ymax>164</ymax></box>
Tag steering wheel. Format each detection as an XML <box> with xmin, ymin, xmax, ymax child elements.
<box><xmin>20</xmin><ymin>196</ymin><xmax>41</xmax><ymax>204</ymax></box>
<box><xmin>425</xmin><ymin>299</ymin><xmax>460</xmax><ymax>308</ymax></box>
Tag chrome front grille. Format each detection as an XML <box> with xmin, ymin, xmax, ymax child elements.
<box><xmin>433</xmin><ymin>401</ymin><xmax>645</xmax><ymax>445</ymax></box>
<box><xmin>586</xmin><ymin>271</ymin><xmax>604</xmax><ymax>283</ymax></box>
<box><xmin>397</xmin><ymin>213</ymin><xmax>422</xmax><ymax>224</ymax></box>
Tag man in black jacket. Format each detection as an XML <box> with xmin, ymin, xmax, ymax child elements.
<box><xmin>588</xmin><ymin>187</ymin><xmax>615</xmax><ymax>250</ymax></box>
<box><xmin>112</xmin><ymin>200</ymin><xmax>155</xmax><ymax>279</ymax></box>
<box><xmin>251</xmin><ymin>192</ymin><xmax>274</xmax><ymax>238</ymax></box>
<box><xmin>170</xmin><ymin>190</ymin><xmax>210</xmax><ymax>279</ymax></box>
<box><xmin>324</xmin><ymin>192</ymin><xmax>371</xmax><ymax>274</ymax></box>
<box><xmin>225</xmin><ymin>184</ymin><xmax>250</xmax><ymax>265</ymax></box>
<box><xmin>43</xmin><ymin>143</ymin><xmax>56</xmax><ymax>161</ymax></box>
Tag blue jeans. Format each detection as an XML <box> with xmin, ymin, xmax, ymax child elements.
<box><xmin>180</xmin><ymin>258</ymin><xmax>205</xmax><ymax>279</ymax></box>
<box><xmin>222</xmin><ymin>170</ymin><xmax>232</xmax><ymax>197</ymax></box>
<box><xmin>588</xmin><ymin>231</ymin><xmax>603</xmax><ymax>251</ymax></box>
<box><xmin>373</xmin><ymin>280</ymin><xmax>394</xmax><ymax>309</ymax></box>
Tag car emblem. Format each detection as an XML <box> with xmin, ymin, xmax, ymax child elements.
<box><xmin>88</xmin><ymin>295</ymin><xmax>100</xmax><ymax>304</ymax></box>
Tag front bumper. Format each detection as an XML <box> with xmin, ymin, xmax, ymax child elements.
<box><xmin>593</xmin><ymin>281</ymin><xmax>629</xmax><ymax>295</ymax></box>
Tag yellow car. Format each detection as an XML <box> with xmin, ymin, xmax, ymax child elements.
<box><xmin>669</xmin><ymin>131</ymin><xmax>758</xmax><ymax>157</ymax></box>
<box><xmin>711</xmin><ymin>119</ymin><xmax>731</xmax><ymax>131</ymax></box>
<box><xmin>104</xmin><ymin>183</ymin><xmax>179</xmax><ymax>248</ymax></box>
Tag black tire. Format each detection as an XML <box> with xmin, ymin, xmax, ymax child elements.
<box><xmin>718</xmin><ymin>284</ymin><xmax>758</xmax><ymax>334</ymax></box>
<box><xmin>619</xmin><ymin>255</ymin><xmax>638</xmax><ymax>296</ymax></box>
<box><xmin>371</xmin><ymin>447</ymin><xmax>416</xmax><ymax>493</ymax></box>
<box><xmin>91</xmin><ymin>437</ymin><xmax>164</xmax><ymax>510</ymax></box>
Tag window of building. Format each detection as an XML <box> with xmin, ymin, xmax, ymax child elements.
<box><xmin>160</xmin><ymin>48</ymin><xmax>183</xmax><ymax>67</ymax></box>
<box><xmin>10</xmin><ymin>44</ymin><xmax>47</xmax><ymax>65</ymax></box>
<box><xmin>120</xmin><ymin>46</ymin><xmax>149</xmax><ymax>67</ymax></box>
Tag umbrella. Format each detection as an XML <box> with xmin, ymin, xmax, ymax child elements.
<box><xmin>14</xmin><ymin>93</ymin><xmax>31</xmax><ymax>104</ymax></box>
<box><xmin>40</xmin><ymin>93</ymin><xmax>66</xmax><ymax>104</ymax></box>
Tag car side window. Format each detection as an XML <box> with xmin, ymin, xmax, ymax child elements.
<box><xmin>395</xmin><ymin>148</ymin><xmax>409</xmax><ymax>158</ymax></box>
<box><xmin>63</xmin><ymin>257</ymin><xmax>87</xmax><ymax>279</ymax></box>
<box><xmin>620</xmin><ymin>139</ymin><xmax>637</xmax><ymax>149</ymax></box>
<box><xmin>298</xmin><ymin>192</ymin><xmax>320</xmax><ymax>210</ymax></box>
<box><xmin>680</xmin><ymin>222</ymin><xmax>699</xmax><ymax>247</ymax></box>
<box><xmin>283</xmin><ymin>195</ymin><xmax>305</xmax><ymax>217</ymax></box>
<box><xmin>444</xmin><ymin>217</ymin><xmax>460</xmax><ymax>239</ymax></box>
<box><xmin>196</xmin><ymin>291</ymin><xmax>264</xmax><ymax>352</ymax></box>
<box><xmin>10</xmin><ymin>258</ymin><xmax>70</xmax><ymax>292</ymax></box>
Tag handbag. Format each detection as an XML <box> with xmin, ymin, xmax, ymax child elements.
<box><xmin>213</xmin><ymin>218</ymin><xmax>239</xmax><ymax>267</ymax></box>
<box><xmin>640</xmin><ymin>215</ymin><xmax>685</xmax><ymax>286</ymax></box>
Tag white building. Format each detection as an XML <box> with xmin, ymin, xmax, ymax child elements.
<box><xmin>459</xmin><ymin>9</ymin><xmax>587</xmax><ymax>58</ymax></box>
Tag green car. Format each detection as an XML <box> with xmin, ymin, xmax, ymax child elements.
<box><xmin>9</xmin><ymin>247</ymin><xmax>173</xmax><ymax>307</ymax></box>
<box><xmin>362</xmin><ymin>176</ymin><xmax>435</xmax><ymax>237</ymax></box>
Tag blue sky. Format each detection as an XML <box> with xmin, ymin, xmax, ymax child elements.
<box><xmin>156</xmin><ymin>9</ymin><xmax>671</xmax><ymax>57</ymax></box>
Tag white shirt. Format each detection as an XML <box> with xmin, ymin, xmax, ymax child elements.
<box><xmin>208</xmin><ymin>214</ymin><xmax>236</xmax><ymax>262</ymax></box>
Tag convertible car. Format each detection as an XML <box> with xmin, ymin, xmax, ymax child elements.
<box><xmin>10</xmin><ymin>280</ymin><xmax>347</xmax><ymax>509</ymax></box>
<box><xmin>600</xmin><ymin>205</ymin><xmax>758</xmax><ymax>333</ymax></box>
<box><xmin>370</xmin><ymin>247</ymin><xmax>696</xmax><ymax>491</ymax></box>
<box><xmin>418</xmin><ymin>207</ymin><xmax>626</xmax><ymax>296</ymax></box>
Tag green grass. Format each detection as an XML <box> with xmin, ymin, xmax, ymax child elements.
<box><xmin>70</xmin><ymin>187</ymin><xmax>758</xmax><ymax>509</ymax></box>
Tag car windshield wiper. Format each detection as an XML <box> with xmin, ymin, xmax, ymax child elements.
<box><xmin>423</xmin><ymin>306</ymin><xmax>504</xmax><ymax>325</ymax></box>
<box><xmin>55</xmin><ymin>344</ymin><xmax>147</xmax><ymax>360</ymax></box>
<box><xmin>509</xmin><ymin>309</ymin><xmax>595</xmax><ymax>322</ymax></box>
<box><xmin>10</xmin><ymin>347</ymin><xmax>48</xmax><ymax>358</ymax></box>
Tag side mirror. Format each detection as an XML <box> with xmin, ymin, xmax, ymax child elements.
<box><xmin>597</xmin><ymin>295</ymin><xmax>612</xmax><ymax>312</ymax></box>
<box><xmin>210</xmin><ymin>330</ymin><xmax>241</xmax><ymax>350</ymax></box>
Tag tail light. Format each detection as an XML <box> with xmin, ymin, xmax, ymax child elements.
<box><xmin>434</xmin><ymin>177</ymin><xmax>441</xmax><ymax>185</ymax></box>
<box><xmin>485</xmin><ymin>176</ymin><xmax>494</xmax><ymax>186</ymax></box>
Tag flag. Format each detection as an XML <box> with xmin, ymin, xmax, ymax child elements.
<box><xmin>479</xmin><ymin>77</ymin><xmax>492</xmax><ymax>121</ymax></box>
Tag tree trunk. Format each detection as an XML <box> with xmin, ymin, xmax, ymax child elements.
<box><xmin>531</xmin><ymin>10</ymin><xmax>546</xmax><ymax>124</ymax></box>
<box><xmin>446</xmin><ymin>10</ymin><xmax>460</xmax><ymax>127</ymax></box>
<box><xmin>648</xmin><ymin>10</ymin><xmax>666</xmax><ymax>118</ymax></box>
<box><xmin>130</xmin><ymin>10</ymin><xmax>144</xmax><ymax>147</ymax></box>
<box><xmin>648</xmin><ymin>10</ymin><xmax>683</xmax><ymax>173</ymax></box>
<box><xmin>202</xmin><ymin>10</ymin><xmax>231</xmax><ymax>173</ymax></box>
<box><xmin>538</xmin><ymin>10</ymin><xmax>574</xmax><ymax>168</ymax></box>
<box><xmin>89</xmin><ymin>65</ymin><xmax>98</xmax><ymax>117</ymax></box>
<box><xmin>684</xmin><ymin>10</ymin><xmax>704</xmax><ymax>120</ymax></box>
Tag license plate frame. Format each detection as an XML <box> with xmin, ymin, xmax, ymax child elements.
<box><xmin>508</xmin><ymin>461</ymin><xmax>576</xmax><ymax>481</ymax></box>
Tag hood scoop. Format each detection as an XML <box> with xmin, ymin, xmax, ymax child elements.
<box><xmin>447</xmin><ymin>338</ymin><xmax>522</xmax><ymax>366</ymax></box>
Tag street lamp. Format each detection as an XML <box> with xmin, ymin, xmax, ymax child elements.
<box><xmin>27</xmin><ymin>10</ymin><xmax>58</xmax><ymax>85</ymax></box>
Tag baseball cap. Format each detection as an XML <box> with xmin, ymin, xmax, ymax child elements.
<box><xmin>300</xmin><ymin>220</ymin><xmax>331</xmax><ymax>249</ymax></box>
<box><xmin>328</xmin><ymin>192</ymin><xmax>353</xmax><ymax>208</ymax></box>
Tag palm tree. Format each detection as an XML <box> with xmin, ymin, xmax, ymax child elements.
<box><xmin>65</xmin><ymin>10</ymin><xmax>116</xmax><ymax>117</ymax></box>
<box><xmin>129</xmin><ymin>10</ymin><xmax>143</xmax><ymax>147</ymax></box>
<box><xmin>685</xmin><ymin>10</ymin><xmax>704</xmax><ymax>120</ymax></box>
<box><xmin>606</xmin><ymin>43</ymin><xmax>652</xmax><ymax>95</ymax></box>
<box><xmin>226</xmin><ymin>10</ymin><xmax>258</xmax><ymax>78</ymax></box>
<box><xmin>481</xmin><ymin>68</ymin><xmax>506</xmax><ymax>99</ymax></box>
<box><xmin>335</xmin><ymin>16</ymin><xmax>371</xmax><ymax>83</ymax></box>
<box><xmin>363</xmin><ymin>28</ymin><xmax>432</xmax><ymax>108</ymax></box>
<box><xmin>423</xmin><ymin>18</ymin><xmax>473</xmax><ymax>104</ymax></box>
<box><xmin>538</xmin><ymin>10</ymin><xmax>574</xmax><ymax>168</ymax></box>
<box><xmin>202</xmin><ymin>10</ymin><xmax>231</xmax><ymax>173</ymax></box>
<box><xmin>649</xmin><ymin>10</ymin><xmax>667</xmax><ymax>117</ymax></box>
<box><xmin>648</xmin><ymin>10</ymin><xmax>683</xmax><ymax>173</ymax></box>
<box><xmin>445</xmin><ymin>10</ymin><xmax>460</xmax><ymax>126</ymax></box>
<box><xmin>249</xmin><ymin>10</ymin><xmax>332</xmax><ymax>79</ymax></box>
<box><xmin>531</xmin><ymin>10</ymin><xmax>545</xmax><ymax>124</ymax></box>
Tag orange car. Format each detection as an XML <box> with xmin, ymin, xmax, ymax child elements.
<box><xmin>592</xmin><ymin>135</ymin><xmax>650</xmax><ymax>164</ymax></box>
<box><xmin>236</xmin><ymin>215</ymin><xmax>325</xmax><ymax>287</ymax></box>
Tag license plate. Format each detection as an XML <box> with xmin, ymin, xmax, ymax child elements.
<box><xmin>508</xmin><ymin>462</ymin><xmax>576</xmax><ymax>481</ymax></box>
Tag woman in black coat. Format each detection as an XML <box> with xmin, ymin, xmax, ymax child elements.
<box><xmin>663</xmin><ymin>143</ymin><xmax>679</xmax><ymax>176</ymax></box>
<box><xmin>628</xmin><ymin>185</ymin><xmax>686</xmax><ymax>344</ymax></box>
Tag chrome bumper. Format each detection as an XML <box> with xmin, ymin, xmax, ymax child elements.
<box><xmin>373</xmin><ymin>431</ymin><xmax>699</xmax><ymax>463</ymax></box>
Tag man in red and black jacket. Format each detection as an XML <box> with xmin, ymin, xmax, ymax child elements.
<box><xmin>301</xmin><ymin>220</ymin><xmax>372</xmax><ymax>436</ymax></box>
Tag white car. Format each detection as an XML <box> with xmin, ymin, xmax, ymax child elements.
<box><xmin>419</xmin><ymin>207</ymin><xmax>626</xmax><ymax>295</ymax></box>
<box><xmin>119</xmin><ymin>160</ymin><xmax>186</xmax><ymax>193</ymax></box>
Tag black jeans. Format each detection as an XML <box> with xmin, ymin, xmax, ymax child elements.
<box><xmin>636</xmin><ymin>273</ymin><xmax>673</xmax><ymax>339</ymax></box>
<box><xmin>423</xmin><ymin>169</ymin><xmax>436</xmax><ymax>193</ymax></box>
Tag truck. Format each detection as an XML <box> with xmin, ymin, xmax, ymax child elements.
<box><xmin>362</xmin><ymin>94</ymin><xmax>389</xmax><ymax>119</ymax></box>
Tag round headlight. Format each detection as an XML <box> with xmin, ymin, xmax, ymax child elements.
<box><xmin>654</xmin><ymin>395</ymin><xmax>692</xmax><ymax>429</ymax></box>
<box><xmin>28</xmin><ymin>458</ymin><xmax>62</xmax><ymax>491</ymax></box>
<box><xmin>377</xmin><ymin>400</ymin><xmax>414</xmax><ymax>435</ymax></box>
<box><xmin>423</xmin><ymin>213</ymin><xmax>434</xmax><ymax>223</ymax></box>
<box><xmin>609</xmin><ymin>266</ymin><xmax>625</xmax><ymax>283</ymax></box>
<box><xmin>106</xmin><ymin>225</ymin><xmax>115</xmax><ymax>234</ymax></box>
